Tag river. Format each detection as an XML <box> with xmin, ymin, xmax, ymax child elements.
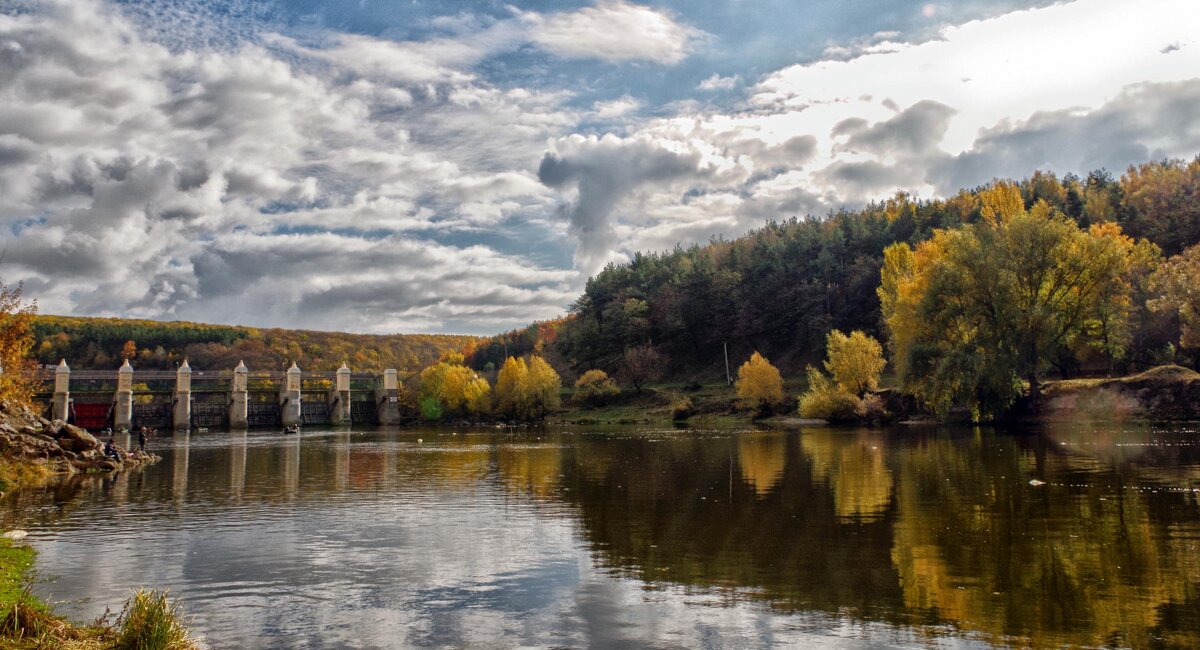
<box><xmin>4</xmin><ymin>423</ymin><xmax>1200</xmax><ymax>648</ymax></box>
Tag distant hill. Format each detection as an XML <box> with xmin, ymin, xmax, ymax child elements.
<box><xmin>31</xmin><ymin>315</ymin><xmax>479</xmax><ymax>372</ymax></box>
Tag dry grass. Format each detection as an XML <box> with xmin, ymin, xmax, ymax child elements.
<box><xmin>110</xmin><ymin>590</ymin><xmax>197</xmax><ymax>650</ymax></box>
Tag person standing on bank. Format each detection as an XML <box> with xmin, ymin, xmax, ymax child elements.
<box><xmin>138</xmin><ymin>428</ymin><xmax>147</xmax><ymax>452</ymax></box>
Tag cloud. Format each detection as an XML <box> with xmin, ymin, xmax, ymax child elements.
<box><xmin>930</xmin><ymin>79</ymin><xmax>1200</xmax><ymax>193</ymax></box>
<box><xmin>5</xmin><ymin>0</ymin><xmax>1200</xmax><ymax>335</ymax></box>
<box><xmin>592</xmin><ymin>95</ymin><xmax>641</xmax><ymax>120</ymax></box>
<box><xmin>530</xmin><ymin>1</ymin><xmax>702</xmax><ymax>64</ymax></box>
<box><xmin>0</xmin><ymin>0</ymin><xmax>576</xmax><ymax>333</ymax></box>
<box><xmin>538</xmin><ymin>134</ymin><xmax>708</xmax><ymax>273</ymax></box>
<box><xmin>834</xmin><ymin>100</ymin><xmax>956</xmax><ymax>156</ymax></box>
<box><xmin>697</xmin><ymin>74</ymin><xmax>739</xmax><ymax>91</ymax></box>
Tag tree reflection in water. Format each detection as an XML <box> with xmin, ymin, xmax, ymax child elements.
<box><xmin>559</xmin><ymin>426</ymin><xmax>1200</xmax><ymax>648</ymax></box>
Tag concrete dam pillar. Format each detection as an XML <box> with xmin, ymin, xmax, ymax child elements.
<box><xmin>115</xmin><ymin>358</ymin><xmax>133</xmax><ymax>431</ymax></box>
<box><xmin>377</xmin><ymin>368</ymin><xmax>400</xmax><ymax>425</ymax></box>
<box><xmin>328</xmin><ymin>363</ymin><xmax>351</xmax><ymax>425</ymax></box>
<box><xmin>173</xmin><ymin>359</ymin><xmax>192</xmax><ymax>431</ymax></box>
<box><xmin>52</xmin><ymin>359</ymin><xmax>71</xmax><ymax>422</ymax></box>
<box><xmin>280</xmin><ymin>362</ymin><xmax>302</xmax><ymax>427</ymax></box>
<box><xmin>230</xmin><ymin>360</ymin><xmax>249</xmax><ymax>429</ymax></box>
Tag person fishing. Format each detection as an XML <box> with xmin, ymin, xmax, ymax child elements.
<box><xmin>138</xmin><ymin>428</ymin><xmax>147</xmax><ymax>452</ymax></box>
<box><xmin>104</xmin><ymin>437</ymin><xmax>120</xmax><ymax>460</ymax></box>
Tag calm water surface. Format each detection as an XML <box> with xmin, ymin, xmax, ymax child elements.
<box><xmin>4</xmin><ymin>423</ymin><xmax>1200</xmax><ymax>649</ymax></box>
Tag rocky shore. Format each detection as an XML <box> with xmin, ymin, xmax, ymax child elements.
<box><xmin>0</xmin><ymin>402</ymin><xmax>160</xmax><ymax>483</ymax></box>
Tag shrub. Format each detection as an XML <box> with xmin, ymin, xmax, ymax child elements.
<box><xmin>574</xmin><ymin>369</ymin><xmax>620</xmax><ymax>405</ymax></box>
<box><xmin>113</xmin><ymin>589</ymin><xmax>196</xmax><ymax>650</ymax></box>
<box><xmin>419</xmin><ymin>396</ymin><xmax>443</xmax><ymax>421</ymax></box>
<box><xmin>798</xmin><ymin>366</ymin><xmax>860</xmax><ymax>422</ymax></box>
<box><xmin>671</xmin><ymin>396</ymin><xmax>695</xmax><ymax>421</ymax></box>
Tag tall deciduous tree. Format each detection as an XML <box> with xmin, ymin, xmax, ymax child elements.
<box><xmin>823</xmin><ymin>330</ymin><xmax>886</xmax><ymax>396</ymax></box>
<box><xmin>1150</xmin><ymin>243</ymin><xmax>1200</xmax><ymax>355</ymax></box>
<box><xmin>494</xmin><ymin>356</ymin><xmax>528</xmax><ymax>419</ymax></box>
<box><xmin>0</xmin><ymin>278</ymin><xmax>38</xmax><ymax>407</ymax></box>
<box><xmin>618</xmin><ymin>344</ymin><xmax>666</xmax><ymax>393</ymax></box>
<box><xmin>880</xmin><ymin>200</ymin><xmax>1143</xmax><ymax>417</ymax></box>
<box><xmin>520</xmin><ymin>356</ymin><xmax>562</xmax><ymax>421</ymax></box>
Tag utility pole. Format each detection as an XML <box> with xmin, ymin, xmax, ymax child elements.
<box><xmin>724</xmin><ymin>340</ymin><xmax>731</xmax><ymax>385</ymax></box>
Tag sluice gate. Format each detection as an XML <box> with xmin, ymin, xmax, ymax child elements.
<box><xmin>31</xmin><ymin>360</ymin><xmax>402</xmax><ymax>432</ymax></box>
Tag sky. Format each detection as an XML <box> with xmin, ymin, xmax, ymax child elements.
<box><xmin>1</xmin><ymin>0</ymin><xmax>1198</xmax><ymax>335</ymax></box>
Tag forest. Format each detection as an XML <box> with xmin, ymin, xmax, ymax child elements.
<box><xmin>469</xmin><ymin>158</ymin><xmax>1200</xmax><ymax>401</ymax></box>
<box><xmin>28</xmin><ymin>316</ymin><xmax>478</xmax><ymax>372</ymax></box>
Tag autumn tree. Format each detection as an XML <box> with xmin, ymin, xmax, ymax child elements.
<box><xmin>880</xmin><ymin>197</ymin><xmax>1145</xmax><ymax>418</ymax></box>
<box><xmin>0</xmin><ymin>278</ymin><xmax>38</xmax><ymax>407</ymax></box>
<box><xmin>419</xmin><ymin>354</ymin><xmax>490</xmax><ymax>417</ymax></box>
<box><xmin>1149</xmin><ymin>243</ymin><xmax>1200</xmax><ymax>358</ymax></box>
<box><xmin>798</xmin><ymin>330</ymin><xmax>886</xmax><ymax>422</ymax></box>
<box><xmin>823</xmin><ymin>330</ymin><xmax>886</xmax><ymax>396</ymax></box>
<box><xmin>463</xmin><ymin>376</ymin><xmax>492</xmax><ymax>415</ymax></box>
<box><xmin>618</xmin><ymin>344</ymin><xmax>666</xmax><ymax>393</ymax></box>
<box><xmin>492</xmin><ymin>355</ymin><xmax>560</xmax><ymax>420</ymax></box>
<box><xmin>120</xmin><ymin>340</ymin><xmax>137</xmax><ymax>361</ymax></box>
<box><xmin>494</xmin><ymin>356</ymin><xmax>528</xmax><ymax>418</ymax></box>
<box><xmin>520</xmin><ymin>356</ymin><xmax>562</xmax><ymax>420</ymax></box>
<box><xmin>736</xmin><ymin>352</ymin><xmax>784</xmax><ymax>414</ymax></box>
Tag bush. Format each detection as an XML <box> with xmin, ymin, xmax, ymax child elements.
<box><xmin>671</xmin><ymin>396</ymin><xmax>695</xmax><ymax>421</ymax></box>
<box><xmin>113</xmin><ymin>589</ymin><xmax>196</xmax><ymax>650</ymax></box>
<box><xmin>419</xmin><ymin>396</ymin><xmax>443</xmax><ymax>421</ymax></box>
<box><xmin>798</xmin><ymin>366</ymin><xmax>861</xmax><ymax>422</ymax></box>
<box><xmin>574</xmin><ymin>369</ymin><xmax>620</xmax><ymax>405</ymax></box>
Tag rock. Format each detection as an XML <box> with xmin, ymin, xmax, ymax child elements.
<box><xmin>1</xmin><ymin>530</ymin><xmax>28</xmax><ymax>540</ymax></box>
<box><xmin>97</xmin><ymin>459</ymin><xmax>121</xmax><ymax>472</ymax></box>
<box><xmin>54</xmin><ymin>424</ymin><xmax>98</xmax><ymax>452</ymax></box>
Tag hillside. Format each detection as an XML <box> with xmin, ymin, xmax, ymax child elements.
<box><xmin>31</xmin><ymin>315</ymin><xmax>479</xmax><ymax>372</ymax></box>
<box><xmin>469</xmin><ymin>158</ymin><xmax>1200</xmax><ymax>384</ymax></box>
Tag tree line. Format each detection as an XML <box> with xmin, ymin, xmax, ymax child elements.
<box><xmin>468</xmin><ymin>158</ymin><xmax>1200</xmax><ymax>402</ymax></box>
<box><xmin>28</xmin><ymin>315</ymin><xmax>479</xmax><ymax>372</ymax></box>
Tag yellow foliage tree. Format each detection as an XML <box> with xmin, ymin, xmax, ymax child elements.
<box><xmin>520</xmin><ymin>356</ymin><xmax>562</xmax><ymax>420</ymax></box>
<box><xmin>736</xmin><ymin>351</ymin><xmax>784</xmax><ymax>412</ymax></box>
<box><xmin>418</xmin><ymin>361</ymin><xmax>475</xmax><ymax>414</ymax></box>
<box><xmin>494</xmin><ymin>355</ymin><xmax>561</xmax><ymax>420</ymax></box>
<box><xmin>0</xmin><ymin>278</ymin><xmax>38</xmax><ymax>407</ymax></box>
<box><xmin>879</xmin><ymin>201</ymin><xmax>1146</xmax><ymax>417</ymax></box>
<box><xmin>824</xmin><ymin>330</ymin><xmax>886</xmax><ymax>396</ymax></box>
<box><xmin>495</xmin><ymin>356</ymin><xmax>528</xmax><ymax>418</ymax></box>
<box><xmin>464</xmin><ymin>376</ymin><xmax>492</xmax><ymax>415</ymax></box>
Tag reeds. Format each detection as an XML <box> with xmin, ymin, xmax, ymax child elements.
<box><xmin>110</xmin><ymin>589</ymin><xmax>197</xmax><ymax>650</ymax></box>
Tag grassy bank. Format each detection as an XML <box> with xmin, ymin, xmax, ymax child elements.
<box><xmin>0</xmin><ymin>458</ymin><xmax>52</xmax><ymax>495</ymax></box>
<box><xmin>0</xmin><ymin>537</ymin><xmax>198</xmax><ymax>649</ymax></box>
<box><xmin>546</xmin><ymin>379</ymin><xmax>810</xmax><ymax>427</ymax></box>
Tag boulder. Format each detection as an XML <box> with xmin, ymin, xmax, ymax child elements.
<box><xmin>52</xmin><ymin>422</ymin><xmax>98</xmax><ymax>450</ymax></box>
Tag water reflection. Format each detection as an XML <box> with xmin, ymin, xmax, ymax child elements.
<box><xmin>6</xmin><ymin>425</ymin><xmax>1200</xmax><ymax>648</ymax></box>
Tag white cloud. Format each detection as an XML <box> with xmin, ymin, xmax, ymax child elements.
<box><xmin>0</xmin><ymin>0</ymin><xmax>578</xmax><ymax>333</ymax></box>
<box><xmin>697</xmin><ymin>73</ymin><xmax>739</xmax><ymax>91</ymax></box>
<box><xmin>531</xmin><ymin>0</ymin><xmax>702</xmax><ymax>64</ymax></box>
<box><xmin>592</xmin><ymin>95</ymin><xmax>641</xmax><ymax>119</ymax></box>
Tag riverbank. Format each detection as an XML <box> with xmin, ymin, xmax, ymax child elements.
<box><xmin>0</xmin><ymin>535</ymin><xmax>198</xmax><ymax>649</ymax></box>
<box><xmin>1041</xmin><ymin>365</ymin><xmax>1200</xmax><ymax>421</ymax></box>
<box><xmin>0</xmin><ymin>400</ymin><xmax>196</xmax><ymax>648</ymax></box>
<box><xmin>0</xmin><ymin>402</ymin><xmax>161</xmax><ymax>493</ymax></box>
<box><xmin>543</xmin><ymin>364</ymin><xmax>1200</xmax><ymax>427</ymax></box>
